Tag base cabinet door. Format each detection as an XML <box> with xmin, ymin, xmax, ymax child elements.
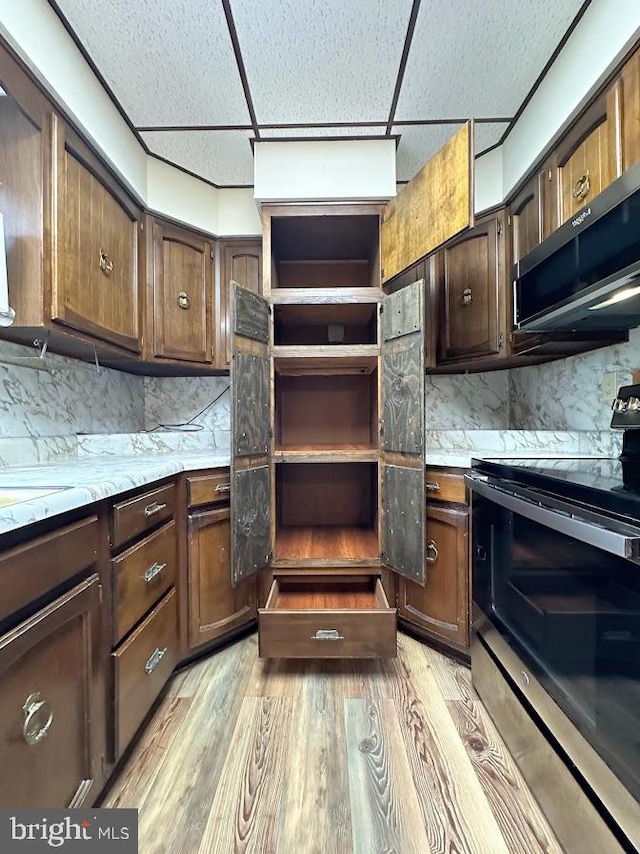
<box><xmin>188</xmin><ymin>506</ymin><xmax>257</xmax><ymax>650</ymax></box>
<box><xmin>0</xmin><ymin>575</ymin><xmax>105</xmax><ymax>808</ymax></box>
<box><xmin>399</xmin><ymin>504</ymin><xmax>469</xmax><ymax>650</ymax></box>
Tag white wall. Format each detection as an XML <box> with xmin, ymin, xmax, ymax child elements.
<box><xmin>474</xmin><ymin>147</ymin><xmax>503</xmax><ymax>213</ymax></box>
<box><xmin>254</xmin><ymin>140</ymin><xmax>396</xmax><ymax>202</ymax></box>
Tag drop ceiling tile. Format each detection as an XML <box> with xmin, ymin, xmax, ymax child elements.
<box><xmin>395</xmin><ymin>0</ymin><xmax>584</xmax><ymax>119</ymax></box>
<box><xmin>55</xmin><ymin>0</ymin><xmax>250</xmax><ymax>125</ymax></box>
<box><xmin>141</xmin><ymin>131</ymin><xmax>254</xmax><ymax>186</ymax></box>
<box><xmin>231</xmin><ymin>0</ymin><xmax>414</xmax><ymax>124</ymax></box>
<box><xmin>394</xmin><ymin>124</ymin><xmax>463</xmax><ymax>182</ymax></box>
<box><xmin>475</xmin><ymin>122</ymin><xmax>511</xmax><ymax>154</ymax></box>
<box><xmin>260</xmin><ymin>126</ymin><xmax>388</xmax><ymax>138</ymax></box>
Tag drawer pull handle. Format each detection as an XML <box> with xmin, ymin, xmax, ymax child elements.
<box><xmin>461</xmin><ymin>287</ymin><xmax>473</xmax><ymax>306</ymax></box>
<box><xmin>143</xmin><ymin>561</ymin><xmax>167</xmax><ymax>583</ymax></box>
<box><xmin>426</xmin><ymin>540</ymin><xmax>439</xmax><ymax>563</ymax></box>
<box><xmin>215</xmin><ymin>483</ymin><xmax>231</xmax><ymax>493</ymax></box>
<box><xmin>177</xmin><ymin>291</ymin><xmax>191</xmax><ymax>310</ymax></box>
<box><xmin>572</xmin><ymin>171</ymin><xmax>590</xmax><ymax>201</ymax></box>
<box><xmin>144</xmin><ymin>501</ymin><xmax>167</xmax><ymax>517</ymax></box>
<box><xmin>311</xmin><ymin>630</ymin><xmax>344</xmax><ymax>641</ymax></box>
<box><xmin>426</xmin><ymin>481</ymin><xmax>441</xmax><ymax>492</ymax></box>
<box><xmin>145</xmin><ymin>647</ymin><xmax>167</xmax><ymax>675</ymax></box>
<box><xmin>99</xmin><ymin>250</ymin><xmax>114</xmax><ymax>276</ymax></box>
<box><xmin>22</xmin><ymin>693</ymin><xmax>53</xmax><ymax>745</ymax></box>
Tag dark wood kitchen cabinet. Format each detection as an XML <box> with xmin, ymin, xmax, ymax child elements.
<box><xmin>219</xmin><ymin>239</ymin><xmax>263</xmax><ymax>368</ymax></box>
<box><xmin>436</xmin><ymin>212</ymin><xmax>506</xmax><ymax>364</ymax></box>
<box><xmin>399</xmin><ymin>469</ymin><xmax>470</xmax><ymax>655</ymax></box>
<box><xmin>0</xmin><ymin>516</ymin><xmax>106</xmax><ymax>809</ymax></box>
<box><xmin>52</xmin><ymin>116</ymin><xmax>141</xmax><ymax>354</ymax></box>
<box><xmin>186</xmin><ymin>469</ymin><xmax>256</xmax><ymax>651</ymax></box>
<box><xmin>147</xmin><ymin>218</ymin><xmax>215</xmax><ymax>365</ymax></box>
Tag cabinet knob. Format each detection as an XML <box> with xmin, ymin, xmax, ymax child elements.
<box><xmin>177</xmin><ymin>292</ymin><xmax>191</xmax><ymax>310</ymax></box>
<box><xmin>572</xmin><ymin>171</ymin><xmax>590</xmax><ymax>201</ymax></box>
<box><xmin>461</xmin><ymin>288</ymin><xmax>473</xmax><ymax>306</ymax></box>
<box><xmin>426</xmin><ymin>539</ymin><xmax>439</xmax><ymax>563</ymax></box>
<box><xmin>144</xmin><ymin>501</ymin><xmax>167</xmax><ymax>517</ymax></box>
<box><xmin>99</xmin><ymin>250</ymin><xmax>114</xmax><ymax>276</ymax></box>
<box><xmin>145</xmin><ymin>647</ymin><xmax>168</xmax><ymax>675</ymax></box>
<box><xmin>311</xmin><ymin>629</ymin><xmax>345</xmax><ymax>641</ymax></box>
<box><xmin>143</xmin><ymin>561</ymin><xmax>167</xmax><ymax>583</ymax></box>
<box><xmin>426</xmin><ymin>481</ymin><xmax>441</xmax><ymax>493</ymax></box>
<box><xmin>22</xmin><ymin>692</ymin><xmax>54</xmax><ymax>745</ymax></box>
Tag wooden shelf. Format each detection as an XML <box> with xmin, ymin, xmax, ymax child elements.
<box><xmin>274</xmin><ymin>444</ymin><xmax>378</xmax><ymax>463</ymax></box>
<box><xmin>273</xmin><ymin>348</ymin><xmax>378</xmax><ymax>375</ymax></box>
<box><xmin>275</xmin><ymin>526</ymin><xmax>379</xmax><ymax>562</ymax></box>
<box><xmin>270</xmin><ymin>288</ymin><xmax>382</xmax><ymax>305</ymax></box>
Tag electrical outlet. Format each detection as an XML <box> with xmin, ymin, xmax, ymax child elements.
<box><xmin>601</xmin><ymin>371</ymin><xmax>619</xmax><ymax>402</ymax></box>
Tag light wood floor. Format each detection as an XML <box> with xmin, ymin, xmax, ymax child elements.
<box><xmin>103</xmin><ymin>632</ymin><xmax>562</xmax><ymax>854</ymax></box>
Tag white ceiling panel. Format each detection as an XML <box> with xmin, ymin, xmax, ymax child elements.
<box><xmin>230</xmin><ymin>0</ymin><xmax>414</xmax><ymax>124</ymax></box>
<box><xmin>55</xmin><ymin>0</ymin><xmax>251</xmax><ymax>125</ymax></box>
<box><xmin>475</xmin><ymin>122</ymin><xmax>511</xmax><ymax>154</ymax></box>
<box><xmin>394</xmin><ymin>124</ymin><xmax>462</xmax><ymax>182</ymax></box>
<box><xmin>141</xmin><ymin>131</ymin><xmax>255</xmax><ymax>186</ymax></box>
<box><xmin>261</xmin><ymin>126</ymin><xmax>388</xmax><ymax>138</ymax></box>
<box><xmin>395</xmin><ymin>0</ymin><xmax>584</xmax><ymax>119</ymax></box>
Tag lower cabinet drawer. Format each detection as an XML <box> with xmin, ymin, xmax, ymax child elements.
<box><xmin>258</xmin><ymin>576</ymin><xmax>396</xmax><ymax>659</ymax></box>
<box><xmin>113</xmin><ymin>588</ymin><xmax>178</xmax><ymax>758</ymax></box>
<box><xmin>112</xmin><ymin>521</ymin><xmax>177</xmax><ymax>644</ymax></box>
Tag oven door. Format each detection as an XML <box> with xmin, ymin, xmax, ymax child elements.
<box><xmin>467</xmin><ymin>474</ymin><xmax>640</xmax><ymax>806</ymax></box>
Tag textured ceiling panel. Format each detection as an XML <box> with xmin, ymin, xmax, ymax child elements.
<box><xmin>395</xmin><ymin>0</ymin><xmax>584</xmax><ymax>119</ymax></box>
<box><xmin>394</xmin><ymin>124</ymin><xmax>463</xmax><ymax>182</ymax></box>
<box><xmin>394</xmin><ymin>122</ymin><xmax>513</xmax><ymax>181</ymax></box>
<box><xmin>261</xmin><ymin>126</ymin><xmax>388</xmax><ymax>138</ymax></box>
<box><xmin>230</xmin><ymin>0</ymin><xmax>414</xmax><ymax>124</ymax></box>
<box><xmin>141</xmin><ymin>131</ymin><xmax>255</xmax><ymax>186</ymax></box>
<box><xmin>54</xmin><ymin>0</ymin><xmax>251</xmax><ymax>125</ymax></box>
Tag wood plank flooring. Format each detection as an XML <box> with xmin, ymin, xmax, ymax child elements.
<box><xmin>103</xmin><ymin>633</ymin><xmax>562</xmax><ymax>853</ymax></box>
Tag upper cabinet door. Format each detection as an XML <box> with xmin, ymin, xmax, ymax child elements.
<box><xmin>380</xmin><ymin>280</ymin><xmax>426</xmax><ymax>586</ymax></box>
<box><xmin>380</xmin><ymin>122</ymin><xmax>474</xmax><ymax>284</ymax></box>
<box><xmin>510</xmin><ymin>173</ymin><xmax>544</xmax><ymax>265</ymax></box>
<box><xmin>152</xmin><ymin>221</ymin><xmax>213</xmax><ymax>364</ymax></box>
<box><xmin>221</xmin><ymin>240</ymin><xmax>263</xmax><ymax>368</ymax></box>
<box><xmin>230</xmin><ymin>283</ymin><xmax>272</xmax><ymax>584</ymax></box>
<box><xmin>51</xmin><ymin>117</ymin><xmax>140</xmax><ymax>354</ymax></box>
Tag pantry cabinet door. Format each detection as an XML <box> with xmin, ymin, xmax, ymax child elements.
<box><xmin>380</xmin><ymin>280</ymin><xmax>426</xmax><ymax>585</ymax></box>
<box><xmin>230</xmin><ymin>284</ymin><xmax>272</xmax><ymax>584</ymax></box>
<box><xmin>380</xmin><ymin>122</ymin><xmax>474</xmax><ymax>284</ymax></box>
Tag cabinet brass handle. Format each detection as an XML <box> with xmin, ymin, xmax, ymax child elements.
<box><xmin>214</xmin><ymin>483</ymin><xmax>231</xmax><ymax>493</ymax></box>
<box><xmin>22</xmin><ymin>693</ymin><xmax>53</xmax><ymax>745</ymax></box>
<box><xmin>177</xmin><ymin>292</ymin><xmax>191</xmax><ymax>310</ymax></box>
<box><xmin>311</xmin><ymin>629</ymin><xmax>344</xmax><ymax>641</ymax></box>
<box><xmin>143</xmin><ymin>561</ymin><xmax>167</xmax><ymax>583</ymax></box>
<box><xmin>145</xmin><ymin>647</ymin><xmax>167</xmax><ymax>675</ymax></box>
<box><xmin>426</xmin><ymin>481</ymin><xmax>441</xmax><ymax>492</ymax></box>
<box><xmin>99</xmin><ymin>250</ymin><xmax>114</xmax><ymax>276</ymax></box>
<box><xmin>461</xmin><ymin>288</ymin><xmax>473</xmax><ymax>306</ymax></box>
<box><xmin>426</xmin><ymin>540</ymin><xmax>439</xmax><ymax>564</ymax></box>
<box><xmin>144</xmin><ymin>501</ymin><xmax>167</xmax><ymax>517</ymax></box>
<box><xmin>572</xmin><ymin>171</ymin><xmax>590</xmax><ymax>200</ymax></box>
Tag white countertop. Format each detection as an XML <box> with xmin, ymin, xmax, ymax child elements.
<box><xmin>425</xmin><ymin>450</ymin><xmax>613</xmax><ymax>468</ymax></box>
<box><xmin>0</xmin><ymin>452</ymin><xmax>230</xmax><ymax>536</ymax></box>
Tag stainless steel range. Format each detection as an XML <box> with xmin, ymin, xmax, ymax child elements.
<box><xmin>467</xmin><ymin>385</ymin><xmax>640</xmax><ymax>853</ymax></box>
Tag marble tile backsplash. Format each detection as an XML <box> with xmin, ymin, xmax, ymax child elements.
<box><xmin>143</xmin><ymin>376</ymin><xmax>230</xmax><ymax>432</ymax></box>
<box><xmin>509</xmin><ymin>328</ymin><xmax>640</xmax><ymax>431</ymax></box>
<box><xmin>0</xmin><ymin>339</ymin><xmax>144</xmax><ymax>438</ymax></box>
<box><xmin>426</xmin><ymin>372</ymin><xmax>509</xmax><ymax>429</ymax></box>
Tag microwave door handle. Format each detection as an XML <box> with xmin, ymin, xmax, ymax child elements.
<box><xmin>467</xmin><ymin>477</ymin><xmax>640</xmax><ymax>563</ymax></box>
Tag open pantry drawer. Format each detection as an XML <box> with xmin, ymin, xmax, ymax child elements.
<box><xmin>258</xmin><ymin>575</ymin><xmax>396</xmax><ymax>659</ymax></box>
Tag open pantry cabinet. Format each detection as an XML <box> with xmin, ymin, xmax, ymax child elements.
<box><xmin>230</xmin><ymin>126</ymin><xmax>474</xmax><ymax>659</ymax></box>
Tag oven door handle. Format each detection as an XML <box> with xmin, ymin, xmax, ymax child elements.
<box><xmin>466</xmin><ymin>475</ymin><xmax>640</xmax><ymax>563</ymax></box>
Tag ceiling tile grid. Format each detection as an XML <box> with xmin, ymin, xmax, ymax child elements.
<box><xmin>260</xmin><ymin>125</ymin><xmax>388</xmax><ymax>138</ymax></box>
<box><xmin>55</xmin><ymin>0</ymin><xmax>251</xmax><ymax>126</ymax></box>
<box><xmin>229</xmin><ymin>0</ymin><xmax>415</xmax><ymax>124</ymax></box>
<box><xmin>394</xmin><ymin>0</ymin><xmax>585</xmax><ymax>119</ymax></box>
<box><xmin>141</xmin><ymin>130</ymin><xmax>255</xmax><ymax>186</ymax></box>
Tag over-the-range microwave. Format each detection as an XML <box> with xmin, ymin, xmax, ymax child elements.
<box><xmin>514</xmin><ymin>159</ymin><xmax>640</xmax><ymax>333</ymax></box>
